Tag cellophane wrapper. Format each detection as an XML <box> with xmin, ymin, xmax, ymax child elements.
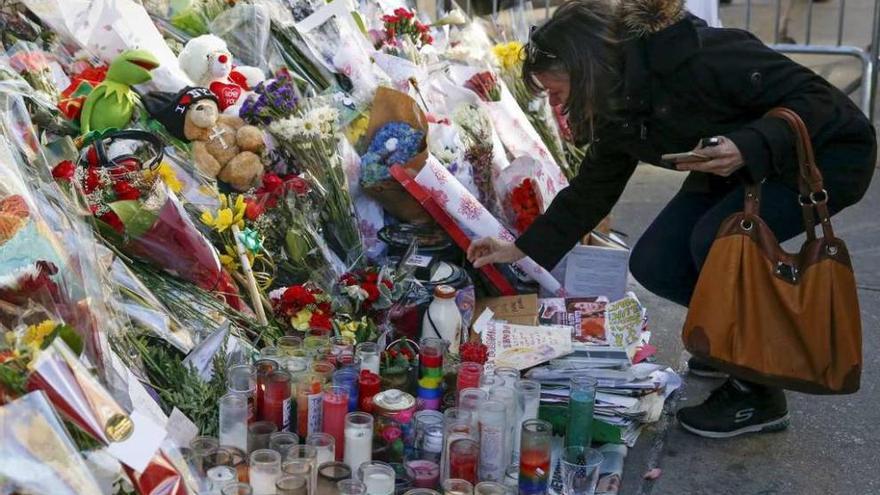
<box><xmin>26</xmin><ymin>338</ymin><xmax>133</xmax><ymax>445</ymax></box>
<box><xmin>414</xmin><ymin>156</ymin><xmax>563</xmax><ymax>295</ymax></box>
<box><xmin>0</xmin><ymin>391</ymin><xmax>103</xmax><ymax>495</ymax></box>
<box><xmin>122</xmin><ymin>184</ymin><xmax>246</xmax><ymax>312</ymax></box>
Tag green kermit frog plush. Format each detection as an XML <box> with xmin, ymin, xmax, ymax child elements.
<box><xmin>80</xmin><ymin>49</ymin><xmax>160</xmax><ymax>135</ymax></box>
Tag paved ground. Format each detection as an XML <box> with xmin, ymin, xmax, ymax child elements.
<box><xmin>613</xmin><ymin>165</ymin><xmax>880</xmax><ymax>495</ymax></box>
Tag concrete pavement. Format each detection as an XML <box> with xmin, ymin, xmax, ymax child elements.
<box><xmin>614</xmin><ymin>166</ymin><xmax>880</xmax><ymax>495</ymax></box>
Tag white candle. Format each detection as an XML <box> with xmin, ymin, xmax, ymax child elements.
<box><xmin>344</xmin><ymin>412</ymin><xmax>373</xmax><ymax>471</ymax></box>
<box><xmin>364</xmin><ymin>471</ymin><xmax>394</xmax><ymax>495</ymax></box>
<box><xmin>357</xmin><ymin>342</ymin><xmax>381</xmax><ymax>375</ymax></box>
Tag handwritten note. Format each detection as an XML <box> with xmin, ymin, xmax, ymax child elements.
<box><xmin>604</xmin><ymin>293</ymin><xmax>645</xmax><ymax>348</ymax></box>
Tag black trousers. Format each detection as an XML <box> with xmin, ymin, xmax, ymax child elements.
<box><xmin>628</xmin><ymin>141</ymin><xmax>875</xmax><ymax>387</ymax></box>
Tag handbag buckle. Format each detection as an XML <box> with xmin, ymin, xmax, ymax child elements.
<box><xmin>775</xmin><ymin>262</ymin><xmax>799</xmax><ymax>283</ymax></box>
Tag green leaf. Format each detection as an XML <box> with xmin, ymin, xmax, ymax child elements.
<box><xmin>110</xmin><ymin>200</ymin><xmax>158</xmax><ymax>238</ymax></box>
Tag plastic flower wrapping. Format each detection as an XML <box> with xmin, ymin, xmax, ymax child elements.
<box><xmin>0</xmin><ymin>0</ymin><xmax>652</xmax><ymax>491</ymax></box>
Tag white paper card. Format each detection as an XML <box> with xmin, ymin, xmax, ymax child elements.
<box><xmin>166</xmin><ymin>408</ymin><xmax>199</xmax><ymax>448</ymax></box>
<box><xmin>107</xmin><ymin>410</ymin><xmax>166</xmax><ymax>472</ymax></box>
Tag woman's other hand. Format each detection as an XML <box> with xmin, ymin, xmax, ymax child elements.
<box><xmin>466</xmin><ymin>237</ymin><xmax>526</xmax><ymax>268</ymax></box>
<box><xmin>676</xmin><ymin>136</ymin><xmax>745</xmax><ymax>177</ymax></box>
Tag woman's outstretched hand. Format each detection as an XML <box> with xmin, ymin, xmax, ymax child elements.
<box><xmin>467</xmin><ymin>237</ymin><xmax>526</xmax><ymax>268</ymax></box>
<box><xmin>676</xmin><ymin>136</ymin><xmax>745</xmax><ymax>177</ymax></box>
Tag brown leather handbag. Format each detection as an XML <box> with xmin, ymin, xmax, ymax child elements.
<box><xmin>683</xmin><ymin>107</ymin><xmax>862</xmax><ymax>394</ymax></box>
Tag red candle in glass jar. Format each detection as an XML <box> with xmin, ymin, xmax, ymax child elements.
<box><xmin>263</xmin><ymin>370</ymin><xmax>292</xmax><ymax>431</ymax></box>
<box><xmin>322</xmin><ymin>385</ymin><xmax>349</xmax><ymax>461</ymax></box>
<box><xmin>456</xmin><ymin>362</ymin><xmax>483</xmax><ymax>399</ymax></box>
<box><xmin>358</xmin><ymin>370</ymin><xmax>381</xmax><ymax>412</ymax></box>
<box><xmin>448</xmin><ymin>438</ymin><xmax>478</xmax><ymax>484</ymax></box>
<box><xmin>254</xmin><ymin>359</ymin><xmax>278</xmax><ymax>421</ymax></box>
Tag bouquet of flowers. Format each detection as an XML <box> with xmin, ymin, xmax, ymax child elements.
<box><xmin>454</xmin><ymin>104</ymin><xmax>502</xmax><ymax>219</ymax></box>
<box><xmin>360</xmin><ymin>121</ymin><xmax>426</xmax><ymax>186</ymax></box>
<box><xmin>381</xmin><ymin>8</ymin><xmax>433</xmax><ymax>50</ymax></box>
<box><xmin>338</xmin><ymin>267</ymin><xmax>396</xmax><ymax>316</ymax></box>
<box><xmin>492</xmin><ymin>41</ymin><xmax>572</xmax><ymax>178</ymax></box>
<box><xmin>463</xmin><ymin>71</ymin><xmax>501</xmax><ymax>102</ymax></box>
<box><xmin>267</xmin><ymin>101</ymin><xmax>364</xmax><ymax>265</ymax></box>
<box><xmin>270</xmin><ymin>284</ymin><xmax>334</xmax><ymax>334</ymax></box>
<box><xmin>51</xmin><ymin>153</ymin><xmax>244</xmax><ymax>311</ymax></box>
<box><xmin>508</xmin><ymin>177</ymin><xmax>543</xmax><ymax>234</ymax></box>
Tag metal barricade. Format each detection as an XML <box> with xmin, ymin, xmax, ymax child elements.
<box><xmin>459</xmin><ymin>0</ymin><xmax>880</xmax><ymax>118</ymax></box>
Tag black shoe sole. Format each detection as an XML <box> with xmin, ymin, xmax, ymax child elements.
<box><xmin>687</xmin><ymin>367</ymin><xmax>729</xmax><ymax>379</ymax></box>
<box><xmin>679</xmin><ymin>414</ymin><xmax>790</xmax><ymax>439</ymax></box>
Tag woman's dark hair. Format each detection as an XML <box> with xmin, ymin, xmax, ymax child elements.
<box><xmin>523</xmin><ymin>0</ymin><xmax>623</xmax><ymax>144</ymax></box>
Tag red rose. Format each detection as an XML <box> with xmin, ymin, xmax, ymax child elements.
<box><xmin>262</xmin><ymin>174</ymin><xmax>283</xmax><ymax>194</ymax></box>
<box><xmin>363</xmin><ymin>283</ymin><xmax>380</xmax><ymax>302</ymax></box>
<box><xmin>309</xmin><ymin>312</ymin><xmax>332</xmax><ymax>330</ymax></box>
<box><xmin>52</xmin><ymin>160</ymin><xmax>76</xmax><ymax>181</ymax></box>
<box><xmin>364</xmin><ymin>271</ymin><xmax>379</xmax><ymax>284</ymax></box>
<box><xmin>84</xmin><ymin>167</ymin><xmax>103</xmax><ymax>194</ymax></box>
<box><xmin>317</xmin><ymin>302</ymin><xmax>332</xmax><ymax>314</ymax></box>
<box><xmin>394</xmin><ymin>7</ymin><xmax>414</xmax><ymax>19</ymax></box>
<box><xmin>382</xmin><ymin>279</ymin><xmax>393</xmax><ymax>290</ymax></box>
<box><xmin>340</xmin><ymin>273</ymin><xmax>357</xmax><ymax>286</ymax></box>
<box><xmin>99</xmin><ymin>211</ymin><xmax>125</xmax><ymax>233</ymax></box>
<box><xmin>245</xmin><ymin>199</ymin><xmax>264</xmax><ymax>221</ymax></box>
<box><xmin>283</xmin><ymin>285</ymin><xmax>317</xmax><ymax>307</ymax></box>
<box><xmin>285</xmin><ymin>176</ymin><xmax>310</xmax><ymax>196</ymax></box>
<box><xmin>85</xmin><ymin>146</ymin><xmax>99</xmax><ymax>166</ymax></box>
<box><xmin>113</xmin><ymin>181</ymin><xmax>141</xmax><ymax>201</ymax></box>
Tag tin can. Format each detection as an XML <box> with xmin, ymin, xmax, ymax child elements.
<box><xmin>372</xmin><ymin>389</ymin><xmax>417</xmax><ymax>463</ymax></box>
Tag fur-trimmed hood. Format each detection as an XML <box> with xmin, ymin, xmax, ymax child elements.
<box><xmin>617</xmin><ymin>0</ymin><xmax>687</xmax><ymax>37</ymax></box>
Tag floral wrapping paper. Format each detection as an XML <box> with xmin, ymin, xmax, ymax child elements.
<box><xmin>414</xmin><ymin>157</ymin><xmax>563</xmax><ymax>295</ymax></box>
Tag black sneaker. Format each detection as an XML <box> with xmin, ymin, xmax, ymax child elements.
<box><xmin>677</xmin><ymin>379</ymin><xmax>790</xmax><ymax>438</ymax></box>
<box><xmin>687</xmin><ymin>356</ymin><xmax>728</xmax><ymax>379</ymax></box>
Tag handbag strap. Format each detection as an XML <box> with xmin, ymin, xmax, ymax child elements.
<box><xmin>750</xmin><ymin>108</ymin><xmax>836</xmax><ymax>241</ymax></box>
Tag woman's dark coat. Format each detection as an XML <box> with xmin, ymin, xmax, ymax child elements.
<box><xmin>516</xmin><ymin>0</ymin><xmax>876</xmax><ymax>269</ymax></box>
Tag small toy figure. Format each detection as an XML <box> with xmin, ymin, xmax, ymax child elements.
<box><xmin>80</xmin><ymin>50</ymin><xmax>159</xmax><ymax>134</ymax></box>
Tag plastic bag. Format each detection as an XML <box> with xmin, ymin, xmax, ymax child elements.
<box><xmin>0</xmin><ymin>391</ymin><xmax>103</xmax><ymax>495</ymax></box>
<box><xmin>210</xmin><ymin>2</ymin><xmax>277</xmax><ymax>73</ymax></box>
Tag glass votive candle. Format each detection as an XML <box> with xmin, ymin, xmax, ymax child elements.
<box><xmin>356</xmin><ymin>342</ymin><xmax>380</xmax><ymax>374</ymax></box>
<box><xmin>474</xmin><ymin>481</ymin><xmax>508</xmax><ymax>495</ymax></box>
<box><xmin>278</xmin><ymin>335</ymin><xmax>304</xmax><ymax>355</ymax></box>
<box><xmin>318</xmin><ymin>462</ymin><xmax>352</xmax><ymax>493</ymax></box>
<box><xmin>304</xmin><ymin>335</ymin><xmax>331</xmax><ymax>356</ymax></box>
<box><xmin>220</xmin><ymin>393</ymin><xmax>249</xmax><ymax>453</ymax></box>
<box><xmin>493</xmin><ymin>367</ymin><xmax>519</xmax><ymax>388</ymax></box>
<box><xmin>322</xmin><ymin>385</ymin><xmax>349</xmax><ymax>461</ymax></box>
<box><xmin>457</xmin><ymin>388</ymin><xmax>488</xmax><ymax>431</ymax></box>
<box><xmin>285</xmin><ymin>445</ymin><xmax>318</xmax><ymax>493</ymax></box>
<box><xmin>221</xmin><ymin>482</ymin><xmax>253</xmax><ymax>495</ymax></box>
<box><xmin>260</xmin><ymin>346</ymin><xmax>281</xmax><ymax>362</ymax></box>
<box><xmin>311</xmin><ymin>360</ymin><xmax>336</xmax><ymax>382</ymax></box>
<box><xmin>189</xmin><ymin>435</ymin><xmax>220</xmax><ymax>476</ymax></box>
<box><xmin>332</xmin><ymin>335</ymin><xmax>356</xmax><ymax>357</ymax></box>
<box><xmin>405</xmin><ymin>459</ymin><xmax>440</xmax><ymax>489</ymax></box>
<box><xmin>337</xmin><ymin>352</ymin><xmax>362</xmax><ymax>371</ymax></box>
<box><xmin>449</xmin><ymin>439</ymin><xmax>479</xmax><ymax>484</ymax></box>
<box><xmin>479</xmin><ymin>374</ymin><xmax>504</xmax><ymax>393</ymax></box>
<box><xmin>285</xmin><ymin>349</ymin><xmax>310</xmax><ymax>374</ymax></box>
<box><xmin>216</xmin><ymin>446</ymin><xmax>248</xmax><ymax>482</ymax></box>
<box><xmin>207</xmin><ymin>465</ymin><xmax>237</xmax><ymax>492</ymax></box>
<box><xmin>227</xmin><ymin>364</ymin><xmax>257</xmax><ymax>423</ymax></box>
<box><xmin>282</xmin><ymin>459</ymin><xmax>313</xmax><ymax>495</ymax></box>
<box><xmin>357</xmin><ymin>461</ymin><xmax>396</xmax><ymax>495</ymax></box>
<box><xmin>276</xmin><ymin>473</ymin><xmax>309</xmax><ymax>495</ymax></box>
<box><xmin>344</xmin><ymin>412</ymin><xmax>374</xmax><ymax>472</ymax></box>
<box><xmin>518</xmin><ymin>420</ymin><xmax>552</xmax><ymax>495</ymax></box>
<box><xmin>333</xmin><ymin>368</ymin><xmax>360</xmax><ymax>412</ymax></box>
<box><xmin>306</xmin><ymin>432</ymin><xmax>336</xmax><ymax>466</ymax></box>
<box><xmin>404</xmin><ymin>490</ymin><xmax>441</xmax><ymax>495</ymax></box>
<box><xmin>254</xmin><ymin>359</ymin><xmax>279</xmax><ymax>422</ymax></box>
<box><xmin>248</xmin><ymin>421</ymin><xmax>278</xmax><ymax>453</ymax></box>
<box><xmin>338</xmin><ymin>478</ymin><xmax>368</xmax><ymax>495</ymax></box>
<box><xmin>456</xmin><ymin>363</ymin><xmax>483</xmax><ymax>397</ymax></box>
<box><xmin>503</xmin><ymin>463</ymin><xmax>519</xmax><ymax>490</ymax></box>
<box><xmin>269</xmin><ymin>432</ymin><xmax>299</xmax><ymax>457</ymax></box>
<box><xmin>442</xmin><ymin>479</ymin><xmax>474</xmax><ymax>495</ymax></box>
<box><xmin>249</xmin><ymin>449</ymin><xmax>282</xmax><ymax>495</ymax></box>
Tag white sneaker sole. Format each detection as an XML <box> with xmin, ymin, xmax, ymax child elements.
<box><xmin>679</xmin><ymin>414</ymin><xmax>790</xmax><ymax>439</ymax></box>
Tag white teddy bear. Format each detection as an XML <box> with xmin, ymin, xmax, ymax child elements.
<box><xmin>178</xmin><ymin>34</ymin><xmax>266</xmax><ymax>115</ymax></box>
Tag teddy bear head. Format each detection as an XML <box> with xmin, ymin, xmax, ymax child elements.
<box><xmin>178</xmin><ymin>34</ymin><xmax>233</xmax><ymax>87</ymax></box>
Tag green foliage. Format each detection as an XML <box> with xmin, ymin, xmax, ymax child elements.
<box><xmin>132</xmin><ymin>336</ymin><xmax>228</xmax><ymax>437</ymax></box>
